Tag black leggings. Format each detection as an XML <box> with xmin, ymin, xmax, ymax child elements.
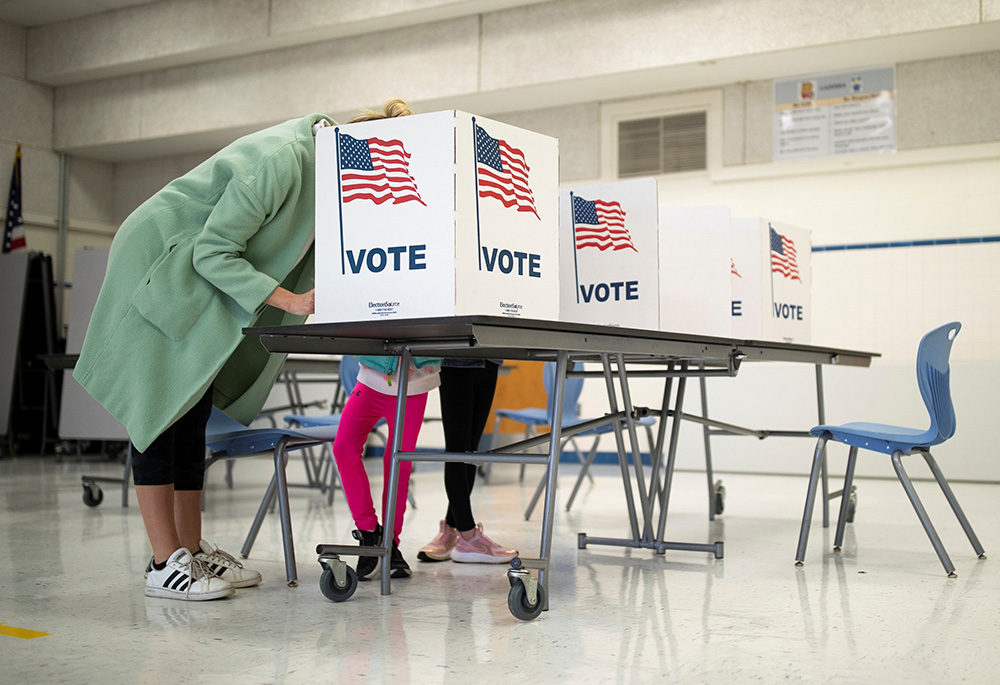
<box><xmin>438</xmin><ymin>363</ymin><xmax>499</xmax><ymax>531</ymax></box>
<box><xmin>130</xmin><ymin>387</ymin><xmax>213</xmax><ymax>490</ymax></box>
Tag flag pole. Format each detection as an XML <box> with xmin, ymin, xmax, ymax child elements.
<box><xmin>335</xmin><ymin>128</ymin><xmax>346</xmax><ymax>275</ymax></box>
<box><xmin>768</xmin><ymin>222</ymin><xmax>775</xmax><ymax>316</ymax></box>
<box><xmin>472</xmin><ymin>117</ymin><xmax>482</xmax><ymax>271</ymax></box>
<box><xmin>570</xmin><ymin>192</ymin><xmax>580</xmax><ymax>303</ymax></box>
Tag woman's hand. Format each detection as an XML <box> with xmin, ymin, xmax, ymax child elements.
<box><xmin>265</xmin><ymin>287</ymin><xmax>315</xmax><ymax>315</ymax></box>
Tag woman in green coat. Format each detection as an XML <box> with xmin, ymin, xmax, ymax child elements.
<box><xmin>74</xmin><ymin>100</ymin><xmax>413</xmax><ymax>600</ymax></box>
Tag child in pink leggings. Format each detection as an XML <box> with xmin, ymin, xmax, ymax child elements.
<box><xmin>333</xmin><ymin>354</ymin><xmax>440</xmax><ymax>579</ymax></box>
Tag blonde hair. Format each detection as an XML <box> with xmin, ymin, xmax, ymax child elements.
<box><xmin>348</xmin><ymin>98</ymin><xmax>414</xmax><ymax>123</ymax></box>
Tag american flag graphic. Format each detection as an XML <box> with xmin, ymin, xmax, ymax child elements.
<box><xmin>4</xmin><ymin>144</ymin><xmax>26</xmax><ymax>253</ymax></box>
<box><xmin>338</xmin><ymin>133</ymin><xmax>425</xmax><ymax>206</ymax></box>
<box><xmin>769</xmin><ymin>226</ymin><xmax>801</xmax><ymax>281</ymax></box>
<box><xmin>731</xmin><ymin>259</ymin><xmax>742</xmax><ymax>278</ymax></box>
<box><xmin>474</xmin><ymin>122</ymin><xmax>538</xmax><ymax>219</ymax></box>
<box><xmin>572</xmin><ymin>195</ymin><xmax>636</xmax><ymax>252</ymax></box>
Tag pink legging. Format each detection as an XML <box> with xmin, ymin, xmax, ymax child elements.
<box><xmin>332</xmin><ymin>382</ymin><xmax>427</xmax><ymax>544</ymax></box>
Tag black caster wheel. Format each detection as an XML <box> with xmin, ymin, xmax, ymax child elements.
<box><xmin>320</xmin><ymin>565</ymin><xmax>358</xmax><ymax>602</ymax></box>
<box><xmin>846</xmin><ymin>487</ymin><xmax>858</xmax><ymax>523</ymax></box>
<box><xmin>507</xmin><ymin>579</ymin><xmax>546</xmax><ymax>621</ymax></box>
<box><xmin>713</xmin><ymin>480</ymin><xmax>725</xmax><ymax>515</ymax></box>
<box><xmin>82</xmin><ymin>482</ymin><xmax>103</xmax><ymax>508</ymax></box>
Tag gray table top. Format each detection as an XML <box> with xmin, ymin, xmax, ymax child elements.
<box><xmin>246</xmin><ymin>315</ymin><xmax>878</xmax><ymax>368</ymax></box>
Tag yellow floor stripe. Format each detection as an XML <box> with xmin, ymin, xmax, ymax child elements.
<box><xmin>0</xmin><ymin>623</ymin><xmax>51</xmax><ymax>639</ymax></box>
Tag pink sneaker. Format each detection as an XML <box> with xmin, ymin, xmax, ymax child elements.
<box><xmin>417</xmin><ymin>519</ymin><xmax>459</xmax><ymax>562</ymax></box>
<box><xmin>450</xmin><ymin>523</ymin><xmax>518</xmax><ymax>564</ymax></box>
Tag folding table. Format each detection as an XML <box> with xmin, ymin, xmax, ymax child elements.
<box><xmin>245</xmin><ymin>315</ymin><xmax>876</xmax><ymax>620</ymax></box>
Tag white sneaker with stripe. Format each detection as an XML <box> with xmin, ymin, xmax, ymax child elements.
<box><xmin>144</xmin><ymin>547</ymin><xmax>234</xmax><ymax>601</ymax></box>
<box><xmin>194</xmin><ymin>539</ymin><xmax>262</xmax><ymax>588</ymax></box>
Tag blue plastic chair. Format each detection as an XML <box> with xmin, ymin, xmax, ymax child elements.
<box><xmin>203</xmin><ymin>406</ymin><xmax>343</xmax><ymax>587</ymax></box>
<box><xmin>795</xmin><ymin>322</ymin><xmax>985</xmax><ymax>576</ymax></box>
<box><xmin>492</xmin><ymin>362</ymin><xmax>655</xmax><ymax>519</ymax></box>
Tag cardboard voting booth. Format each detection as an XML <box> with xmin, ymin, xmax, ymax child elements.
<box><xmin>658</xmin><ymin>205</ymin><xmax>733</xmax><ymax>337</ymax></box>
<box><xmin>731</xmin><ymin>217</ymin><xmax>812</xmax><ymax>343</ymax></box>
<box><xmin>314</xmin><ymin>110</ymin><xmax>560</xmax><ymax>323</ymax></box>
<box><xmin>559</xmin><ymin>178</ymin><xmax>659</xmax><ymax>329</ymax></box>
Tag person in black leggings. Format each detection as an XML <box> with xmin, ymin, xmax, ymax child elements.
<box><xmin>417</xmin><ymin>360</ymin><xmax>518</xmax><ymax>563</ymax></box>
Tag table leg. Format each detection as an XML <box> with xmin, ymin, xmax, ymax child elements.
<box><xmin>381</xmin><ymin>348</ymin><xmax>411</xmax><ymax>597</ymax></box>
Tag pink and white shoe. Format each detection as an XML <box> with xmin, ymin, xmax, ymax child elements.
<box><xmin>417</xmin><ymin>519</ymin><xmax>459</xmax><ymax>562</ymax></box>
<box><xmin>450</xmin><ymin>523</ymin><xmax>518</xmax><ymax>564</ymax></box>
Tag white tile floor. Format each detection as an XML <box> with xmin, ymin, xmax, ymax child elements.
<box><xmin>1</xmin><ymin>454</ymin><xmax>997</xmax><ymax>683</ymax></box>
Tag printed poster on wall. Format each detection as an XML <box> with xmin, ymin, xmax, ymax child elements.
<box><xmin>774</xmin><ymin>66</ymin><xmax>895</xmax><ymax>162</ymax></box>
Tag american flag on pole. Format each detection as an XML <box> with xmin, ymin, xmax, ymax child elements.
<box><xmin>4</xmin><ymin>144</ymin><xmax>26</xmax><ymax>253</ymax></box>
<box><xmin>474</xmin><ymin>122</ymin><xmax>538</xmax><ymax>219</ymax></box>
<box><xmin>769</xmin><ymin>225</ymin><xmax>801</xmax><ymax>281</ymax></box>
<box><xmin>572</xmin><ymin>195</ymin><xmax>636</xmax><ymax>252</ymax></box>
<box><xmin>338</xmin><ymin>133</ymin><xmax>425</xmax><ymax>206</ymax></box>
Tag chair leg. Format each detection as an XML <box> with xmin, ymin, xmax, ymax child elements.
<box><xmin>242</xmin><ymin>472</ymin><xmax>278</xmax><ymax>558</ymax></box>
<box><xmin>518</xmin><ymin>427</ymin><xmax>534</xmax><ymax>482</ymax></box>
<box><xmin>796</xmin><ymin>436</ymin><xmax>829</xmax><ymax>566</ymax></box>
<box><xmin>524</xmin><ymin>464</ymin><xmax>548</xmax><ymax>521</ymax></box>
<box><xmin>565</xmin><ymin>436</ymin><xmax>601</xmax><ymax>513</ymax></box>
<box><xmin>891</xmin><ymin>450</ymin><xmax>956</xmax><ymax>577</ymax></box>
<box><xmin>483</xmin><ymin>416</ymin><xmax>502</xmax><ymax>483</ymax></box>
<box><xmin>121</xmin><ymin>446</ymin><xmax>132</xmax><ymax>508</ymax></box>
<box><xmin>569</xmin><ymin>437</ymin><xmax>594</xmax><ymax>483</ymax></box>
<box><xmin>834</xmin><ymin>446</ymin><xmax>858</xmax><ymax>550</ymax></box>
<box><xmin>922</xmin><ymin>450</ymin><xmax>986</xmax><ymax>559</ymax></box>
<box><xmin>272</xmin><ymin>438</ymin><xmax>298</xmax><ymax>586</ymax></box>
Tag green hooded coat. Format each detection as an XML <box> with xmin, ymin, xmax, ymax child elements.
<box><xmin>74</xmin><ymin>113</ymin><xmax>332</xmax><ymax>451</ymax></box>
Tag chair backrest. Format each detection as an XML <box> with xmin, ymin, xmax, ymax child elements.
<box><xmin>916</xmin><ymin>321</ymin><xmax>961</xmax><ymax>446</ymax></box>
<box><xmin>206</xmin><ymin>406</ymin><xmax>249</xmax><ymax>438</ymax></box>
<box><xmin>543</xmin><ymin>361</ymin><xmax>584</xmax><ymax>424</ymax></box>
<box><xmin>340</xmin><ymin>355</ymin><xmax>361</xmax><ymax>395</ymax></box>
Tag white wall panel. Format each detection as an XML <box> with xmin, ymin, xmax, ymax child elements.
<box><xmin>629</xmin><ymin>360</ymin><xmax>1000</xmax><ymax>482</ymax></box>
<box><xmin>0</xmin><ymin>20</ymin><xmax>25</xmax><ymax>78</ymax></box>
<box><xmin>744</xmin><ymin>80</ymin><xmax>772</xmax><ymax>165</ymax></box>
<box><xmin>0</xmin><ymin>77</ymin><xmax>52</xmax><ymax>148</ymax></box>
<box><xmin>54</xmin><ymin>75</ymin><xmax>143</xmax><ymax>150</ymax></box>
<box><xmin>270</xmin><ymin>0</ymin><xmax>545</xmax><ymax>34</ymax></box>
<box><xmin>986</xmin><ymin>0</ymin><xmax>1000</xmax><ymax>21</ymax></box>
<box><xmin>897</xmin><ymin>52</ymin><xmax>1000</xmax><ymax>148</ymax></box>
<box><xmin>13</xmin><ymin>145</ymin><xmax>60</xmax><ymax>217</ymax></box>
<box><xmin>27</xmin><ymin>0</ymin><xmax>548</xmax><ymax>85</ymax></box>
<box><xmin>723</xmin><ymin>84</ymin><xmax>745</xmax><ymax>167</ymax></box>
<box><xmin>27</xmin><ymin>0</ymin><xmax>270</xmax><ymax>83</ymax></box>
<box><xmin>67</xmin><ymin>157</ymin><xmax>114</xmax><ymax>224</ymax></box>
<box><xmin>479</xmin><ymin>0</ymin><xmax>983</xmax><ymax>91</ymax></box>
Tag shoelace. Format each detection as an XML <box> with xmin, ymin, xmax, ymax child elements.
<box><xmin>176</xmin><ymin>556</ymin><xmax>213</xmax><ymax>598</ymax></box>
<box><xmin>201</xmin><ymin>545</ymin><xmax>243</xmax><ymax>570</ymax></box>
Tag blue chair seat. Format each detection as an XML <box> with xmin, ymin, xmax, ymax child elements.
<box><xmin>811</xmin><ymin>422</ymin><xmax>931</xmax><ymax>454</ymax></box>
<box><xmin>207</xmin><ymin>408</ymin><xmax>340</xmax><ymax>458</ymax></box>
<box><xmin>494</xmin><ymin>407</ymin><xmax>550</xmax><ymax>426</ymax></box>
